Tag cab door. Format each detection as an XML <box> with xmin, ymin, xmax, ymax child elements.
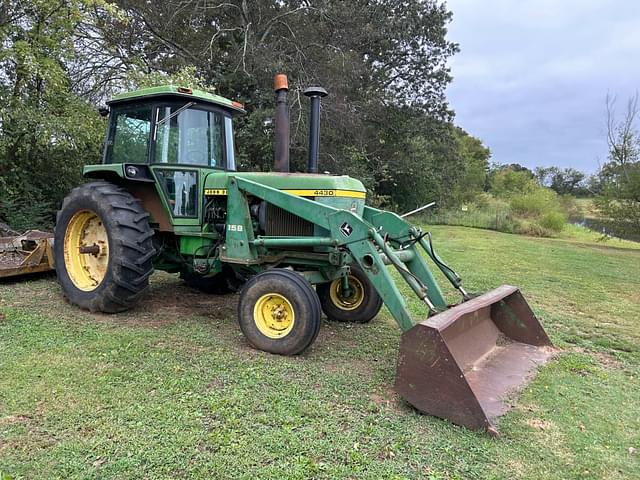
<box><xmin>150</xmin><ymin>104</ymin><xmax>228</xmax><ymax>227</ymax></box>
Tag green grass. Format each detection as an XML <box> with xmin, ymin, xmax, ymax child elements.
<box><xmin>1</xmin><ymin>226</ymin><xmax>639</xmax><ymax>479</ymax></box>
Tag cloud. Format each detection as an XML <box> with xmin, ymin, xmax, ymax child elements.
<box><xmin>445</xmin><ymin>0</ymin><xmax>640</xmax><ymax>172</ymax></box>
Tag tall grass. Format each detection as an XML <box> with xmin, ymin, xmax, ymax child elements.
<box><xmin>422</xmin><ymin>192</ymin><xmax>570</xmax><ymax>238</ymax></box>
<box><xmin>422</xmin><ymin>206</ymin><xmax>518</xmax><ymax>233</ymax></box>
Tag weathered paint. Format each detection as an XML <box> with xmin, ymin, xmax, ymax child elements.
<box><xmin>395</xmin><ymin>286</ymin><xmax>554</xmax><ymax>431</ymax></box>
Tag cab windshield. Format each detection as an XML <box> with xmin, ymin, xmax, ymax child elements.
<box><xmin>154</xmin><ymin>105</ymin><xmax>229</xmax><ymax>168</ymax></box>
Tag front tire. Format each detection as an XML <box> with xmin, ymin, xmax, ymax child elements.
<box><xmin>238</xmin><ymin>269</ymin><xmax>321</xmax><ymax>355</ymax></box>
<box><xmin>317</xmin><ymin>264</ymin><xmax>383</xmax><ymax>323</ymax></box>
<box><xmin>54</xmin><ymin>181</ymin><xmax>156</xmax><ymax>313</ymax></box>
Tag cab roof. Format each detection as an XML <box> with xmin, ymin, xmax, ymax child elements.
<box><xmin>107</xmin><ymin>85</ymin><xmax>245</xmax><ymax>113</ymax></box>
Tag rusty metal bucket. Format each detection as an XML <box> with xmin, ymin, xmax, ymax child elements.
<box><xmin>0</xmin><ymin>230</ymin><xmax>55</xmax><ymax>279</ymax></box>
<box><xmin>395</xmin><ymin>285</ymin><xmax>553</xmax><ymax>431</ymax></box>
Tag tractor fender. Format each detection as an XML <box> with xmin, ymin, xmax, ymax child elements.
<box><xmin>83</xmin><ymin>165</ymin><xmax>172</xmax><ymax>231</ymax></box>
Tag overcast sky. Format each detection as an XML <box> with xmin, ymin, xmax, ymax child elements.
<box><xmin>445</xmin><ymin>0</ymin><xmax>640</xmax><ymax>173</ymax></box>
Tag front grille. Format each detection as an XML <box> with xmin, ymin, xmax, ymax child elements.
<box><xmin>265</xmin><ymin>203</ymin><xmax>314</xmax><ymax>236</ymax></box>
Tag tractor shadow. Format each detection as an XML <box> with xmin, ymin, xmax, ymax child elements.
<box><xmin>89</xmin><ymin>271</ymin><xmax>238</xmax><ymax>328</ymax></box>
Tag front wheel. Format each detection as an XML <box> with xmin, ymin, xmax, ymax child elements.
<box><xmin>237</xmin><ymin>269</ymin><xmax>321</xmax><ymax>355</ymax></box>
<box><xmin>317</xmin><ymin>264</ymin><xmax>383</xmax><ymax>323</ymax></box>
<box><xmin>54</xmin><ymin>181</ymin><xmax>156</xmax><ymax>313</ymax></box>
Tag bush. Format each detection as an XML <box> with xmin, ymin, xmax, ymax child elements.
<box><xmin>490</xmin><ymin>168</ymin><xmax>536</xmax><ymax>198</ymax></box>
<box><xmin>510</xmin><ymin>188</ymin><xmax>560</xmax><ymax>217</ymax></box>
<box><xmin>559</xmin><ymin>195</ymin><xmax>579</xmax><ymax>218</ymax></box>
<box><xmin>421</xmin><ymin>197</ymin><xmax>519</xmax><ymax>233</ymax></box>
<box><xmin>0</xmin><ymin>195</ymin><xmax>53</xmax><ymax>232</ymax></box>
<box><xmin>539</xmin><ymin>211</ymin><xmax>566</xmax><ymax>233</ymax></box>
<box><xmin>516</xmin><ymin>220</ymin><xmax>550</xmax><ymax>237</ymax></box>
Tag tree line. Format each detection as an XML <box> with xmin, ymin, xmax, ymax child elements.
<box><xmin>0</xmin><ymin>0</ymin><xmax>637</xmax><ymax>237</ymax></box>
<box><xmin>0</xmin><ymin>0</ymin><xmax>493</xmax><ymax>229</ymax></box>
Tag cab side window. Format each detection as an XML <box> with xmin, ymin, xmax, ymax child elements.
<box><xmin>105</xmin><ymin>106</ymin><xmax>152</xmax><ymax>164</ymax></box>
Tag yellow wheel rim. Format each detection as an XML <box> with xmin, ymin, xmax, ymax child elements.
<box><xmin>253</xmin><ymin>293</ymin><xmax>295</xmax><ymax>339</ymax></box>
<box><xmin>329</xmin><ymin>275</ymin><xmax>365</xmax><ymax>311</ymax></box>
<box><xmin>64</xmin><ymin>210</ymin><xmax>109</xmax><ymax>291</ymax></box>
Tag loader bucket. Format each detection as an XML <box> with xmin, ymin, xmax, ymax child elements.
<box><xmin>395</xmin><ymin>285</ymin><xmax>553</xmax><ymax>431</ymax></box>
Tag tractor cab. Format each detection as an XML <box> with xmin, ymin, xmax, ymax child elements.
<box><xmin>104</xmin><ymin>85</ymin><xmax>244</xmax><ymax>169</ymax></box>
<box><xmin>93</xmin><ymin>86</ymin><xmax>245</xmax><ymax>222</ymax></box>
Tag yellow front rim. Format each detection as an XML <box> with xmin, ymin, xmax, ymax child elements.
<box><xmin>253</xmin><ymin>293</ymin><xmax>295</xmax><ymax>339</ymax></box>
<box><xmin>64</xmin><ymin>210</ymin><xmax>109</xmax><ymax>291</ymax></box>
<box><xmin>329</xmin><ymin>275</ymin><xmax>365</xmax><ymax>311</ymax></box>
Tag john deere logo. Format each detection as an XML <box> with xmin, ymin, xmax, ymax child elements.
<box><xmin>340</xmin><ymin>222</ymin><xmax>353</xmax><ymax>237</ymax></box>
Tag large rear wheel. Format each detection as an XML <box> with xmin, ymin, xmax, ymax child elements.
<box><xmin>54</xmin><ymin>181</ymin><xmax>156</xmax><ymax>313</ymax></box>
<box><xmin>238</xmin><ymin>269</ymin><xmax>321</xmax><ymax>355</ymax></box>
<box><xmin>317</xmin><ymin>264</ymin><xmax>382</xmax><ymax>323</ymax></box>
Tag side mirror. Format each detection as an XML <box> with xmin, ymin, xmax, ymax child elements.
<box><xmin>98</xmin><ymin>106</ymin><xmax>110</xmax><ymax>117</ymax></box>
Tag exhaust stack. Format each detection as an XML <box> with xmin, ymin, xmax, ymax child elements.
<box><xmin>303</xmin><ymin>86</ymin><xmax>328</xmax><ymax>174</ymax></box>
<box><xmin>274</xmin><ymin>74</ymin><xmax>290</xmax><ymax>173</ymax></box>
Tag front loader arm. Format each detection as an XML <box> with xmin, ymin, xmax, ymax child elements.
<box><xmin>364</xmin><ymin>207</ymin><xmax>466</xmax><ymax>295</ymax></box>
<box><xmin>227</xmin><ymin>177</ymin><xmax>467</xmax><ymax>332</ymax></box>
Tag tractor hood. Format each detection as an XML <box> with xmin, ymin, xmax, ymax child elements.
<box><xmin>204</xmin><ymin>172</ymin><xmax>366</xmax><ymax>199</ymax></box>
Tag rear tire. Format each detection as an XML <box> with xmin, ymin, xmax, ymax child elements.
<box><xmin>317</xmin><ymin>264</ymin><xmax>383</xmax><ymax>323</ymax></box>
<box><xmin>238</xmin><ymin>269</ymin><xmax>321</xmax><ymax>355</ymax></box>
<box><xmin>54</xmin><ymin>181</ymin><xmax>156</xmax><ymax>313</ymax></box>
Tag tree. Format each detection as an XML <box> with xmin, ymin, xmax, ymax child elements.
<box><xmin>489</xmin><ymin>165</ymin><xmax>536</xmax><ymax>198</ymax></box>
<box><xmin>535</xmin><ymin>166</ymin><xmax>587</xmax><ymax>196</ymax></box>
<box><xmin>0</xmin><ymin>0</ymin><xmax>469</xmax><ymax>222</ymax></box>
<box><xmin>453</xmin><ymin>129</ymin><xmax>490</xmax><ymax>203</ymax></box>
<box><xmin>93</xmin><ymin>0</ymin><xmax>460</xmax><ymax>209</ymax></box>
<box><xmin>0</xmin><ymin>0</ymin><xmax>106</xmax><ymax>229</ymax></box>
<box><xmin>595</xmin><ymin>93</ymin><xmax>640</xmax><ymax>237</ymax></box>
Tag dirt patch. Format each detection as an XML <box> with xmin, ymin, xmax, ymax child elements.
<box><xmin>570</xmin><ymin>346</ymin><xmax>622</xmax><ymax>370</ymax></box>
<box><xmin>624</xmin><ymin>290</ymin><xmax>640</xmax><ymax>305</ymax></box>
<box><xmin>562</xmin><ymin>240</ymin><xmax>640</xmax><ymax>255</ymax></box>
<box><xmin>369</xmin><ymin>387</ymin><xmax>409</xmax><ymax>414</ymax></box>
<box><xmin>313</xmin><ymin>321</ymin><xmax>373</xmax><ymax>351</ymax></box>
<box><xmin>206</xmin><ymin>376</ymin><xmax>226</xmax><ymax>390</ymax></box>
<box><xmin>0</xmin><ymin>414</ymin><xmax>31</xmax><ymax>426</ymax></box>
<box><xmin>89</xmin><ymin>273</ymin><xmax>238</xmax><ymax>328</ymax></box>
<box><xmin>527</xmin><ymin>418</ymin><xmax>554</xmax><ymax>431</ymax></box>
<box><xmin>591</xmin><ymin>351</ymin><xmax>623</xmax><ymax>369</ymax></box>
<box><xmin>146</xmin><ymin>275</ymin><xmax>237</xmax><ymax>315</ymax></box>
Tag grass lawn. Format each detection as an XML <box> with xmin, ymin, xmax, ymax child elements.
<box><xmin>1</xmin><ymin>226</ymin><xmax>639</xmax><ymax>479</ymax></box>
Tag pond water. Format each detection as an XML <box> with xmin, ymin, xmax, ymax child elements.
<box><xmin>570</xmin><ymin>217</ymin><xmax>640</xmax><ymax>242</ymax></box>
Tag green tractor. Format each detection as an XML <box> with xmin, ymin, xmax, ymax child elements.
<box><xmin>54</xmin><ymin>75</ymin><xmax>553</xmax><ymax>432</ymax></box>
